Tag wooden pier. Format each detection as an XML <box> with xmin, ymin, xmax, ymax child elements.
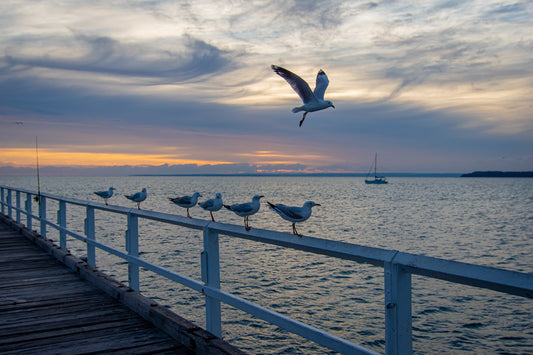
<box><xmin>0</xmin><ymin>215</ymin><xmax>245</xmax><ymax>355</ymax></box>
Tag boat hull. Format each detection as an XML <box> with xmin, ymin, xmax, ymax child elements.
<box><xmin>365</xmin><ymin>178</ymin><xmax>388</xmax><ymax>184</ymax></box>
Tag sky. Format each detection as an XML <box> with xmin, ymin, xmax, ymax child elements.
<box><xmin>1</xmin><ymin>0</ymin><xmax>532</xmax><ymax>175</ymax></box>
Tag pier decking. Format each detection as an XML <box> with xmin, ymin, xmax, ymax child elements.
<box><xmin>0</xmin><ymin>216</ymin><xmax>243</xmax><ymax>355</ymax></box>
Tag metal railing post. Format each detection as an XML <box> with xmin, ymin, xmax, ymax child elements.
<box><xmin>85</xmin><ymin>206</ymin><xmax>96</xmax><ymax>268</ymax></box>
<box><xmin>7</xmin><ymin>189</ymin><xmax>12</xmax><ymax>218</ymax></box>
<box><xmin>126</xmin><ymin>213</ymin><xmax>139</xmax><ymax>291</ymax></box>
<box><xmin>58</xmin><ymin>200</ymin><xmax>67</xmax><ymax>250</ymax></box>
<box><xmin>0</xmin><ymin>187</ymin><xmax>4</xmax><ymax>214</ymax></box>
<box><xmin>25</xmin><ymin>193</ymin><xmax>32</xmax><ymax>229</ymax></box>
<box><xmin>201</xmin><ymin>225</ymin><xmax>222</xmax><ymax>338</ymax></box>
<box><xmin>16</xmin><ymin>191</ymin><xmax>21</xmax><ymax>222</ymax></box>
<box><xmin>384</xmin><ymin>261</ymin><xmax>412</xmax><ymax>355</ymax></box>
<box><xmin>39</xmin><ymin>196</ymin><xmax>47</xmax><ymax>238</ymax></box>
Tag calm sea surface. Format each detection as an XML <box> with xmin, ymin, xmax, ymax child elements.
<box><xmin>1</xmin><ymin>175</ymin><xmax>532</xmax><ymax>354</ymax></box>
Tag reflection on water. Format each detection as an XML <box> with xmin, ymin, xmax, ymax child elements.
<box><xmin>1</xmin><ymin>175</ymin><xmax>532</xmax><ymax>354</ymax></box>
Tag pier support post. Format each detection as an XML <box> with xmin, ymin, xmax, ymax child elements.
<box><xmin>58</xmin><ymin>200</ymin><xmax>67</xmax><ymax>250</ymax></box>
<box><xmin>39</xmin><ymin>196</ymin><xmax>47</xmax><ymax>238</ymax></box>
<box><xmin>6</xmin><ymin>189</ymin><xmax>12</xmax><ymax>218</ymax></box>
<box><xmin>25</xmin><ymin>193</ymin><xmax>32</xmax><ymax>229</ymax></box>
<box><xmin>384</xmin><ymin>261</ymin><xmax>412</xmax><ymax>355</ymax></box>
<box><xmin>85</xmin><ymin>206</ymin><xmax>96</xmax><ymax>268</ymax></box>
<box><xmin>201</xmin><ymin>225</ymin><xmax>222</xmax><ymax>338</ymax></box>
<box><xmin>16</xmin><ymin>191</ymin><xmax>21</xmax><ymax>223</ymax></box>
<box><xmin>126</xmin><ymin>213</ymin><xmax>140</xmax><ymax>291</ymax></box>
<box><xmin>0</xmin><ymin>187</ymin><xmax>4</xmax><ymax>214</ymax></box>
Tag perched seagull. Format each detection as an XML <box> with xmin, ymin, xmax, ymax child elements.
<box><xmin>169</xmin><ymin>192</ymin><xmax>202</xmax><ymax>218</ymax></box>
<box><xmin>124</xmin><ymin>188</ymin><xmax>147</xmax><ymax>210</ymax></box>
<box><xmin>94</xmin><ymin>187</ymin><xmax>116</xmax><ymax>205</ymax></box>
<box><xmin>224</xmin><ymin>194</ymin><xmax>264</xmax><ymax>231</ymax></box>
<box><xmin>271</xmin><ymin>64</ymin><xmax>335</xmax><ymax>126</ymax></box>
<box><xmin>198</xmin><ymin>192</ymin><xmax>223</xmax><ymax>222</ymax></box>
<box><xmin>267</xmin><ymin>200</ymin><xmax>321</xmax><ymax>237</ymax></box>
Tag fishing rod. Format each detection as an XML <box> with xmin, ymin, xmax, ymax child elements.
<box><xmin>34</xmin><ymin>136</ymin><xmax>41</xmax><ymax>204</ymax></box>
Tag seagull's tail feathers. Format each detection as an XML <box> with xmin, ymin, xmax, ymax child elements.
<box><xmin>266</xmin><ymin>201</ymin><xmax>276</xmax><ymax>209</ymax></box>
<box><xmin>223</xmin><ymin>204</ymin><xmax>231</xmax><ymax>210</ymax></box>
<box><xmin>292</xmin><ymin>107</ymin><xmax>305</xmax><ymax>113</ymax></box>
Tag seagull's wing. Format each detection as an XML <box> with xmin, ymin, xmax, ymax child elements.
<box><xmin>178</xmin><ymin>196</ymin><xmax>191</xmax><ymax>204</ymax></box>
<box><xmin>313</xmin><ymin>69</ymin><xmax>329</xmax><ymax>100</ymax></box>
<box><xmin>272</xmin><ymin>204</ymin><xmax>304</xmax><ymax>220</ymax></box>
<box><xmin>272</xmin><ymin>65</ymin><xmax>317</xmax><ymax>104</ymax></box>
<box><xmin>232</xmin><ymin>203</ymin><xmax>254</xmax><ymax>214</ymax></box>
<box><xmin>200</xmin><ymin>199</ymin><xmax>214</xmax><ymax>209</ymax></box>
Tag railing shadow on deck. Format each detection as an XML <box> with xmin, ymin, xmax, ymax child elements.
<box><xmin>1</xmin><ymin>185</ymin><xmax>532</xmax><ymax>355</ymax></box>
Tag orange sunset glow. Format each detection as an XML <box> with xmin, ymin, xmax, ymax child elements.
<box><xmin>0</xmin><ymin>148</ymin><xmax>231</xmax><ymax>167</ymax></box>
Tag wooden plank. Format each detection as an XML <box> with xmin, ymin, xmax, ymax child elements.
<box><xmin>0</xmin><ymin>323</ymin><xmax>184</xmax><ymax>353</ymax></box>
<box><xmin>0</xmin><ymin>271</ymin><xmax>80</xmax><ymax>288</ymax></box>
<box><xmin>0</xmin><ymin>311</ymin><xmax>140</xmax><ymax>339</ymax></box>
<box><xmin>0</xmin><ymin>292</ymin><xmax>117</xmax><ymax>312</ymax></box>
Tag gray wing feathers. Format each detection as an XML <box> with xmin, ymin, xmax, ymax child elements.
<box><xmin>313</xmin><ymin>69</ymin><xmax>329</xmax><ymax>100</ymax></box>
<box><xmin>272</xmin><ymin>65</ymin><xmax>316</xmax><ymax>104</ymax></box>
<box><xmin>274</xmin><ymin>204</ymin><xmax>304</xmax><ymax>220</ymax></box>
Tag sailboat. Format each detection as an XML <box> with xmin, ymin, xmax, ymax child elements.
<box><xmin>365</xmin><ymin>153</ymin><xmax>388</xmax><ymax>184</ymax></box>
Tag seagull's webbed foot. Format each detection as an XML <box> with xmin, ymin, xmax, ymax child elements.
<box><xmin>292</xmin><ymin>223</ymin><xmax>303</xmax><ymax>237</ymax></box>
<box><xmin>299</xmin><ymin>112</ymin><xmax>308</xmax><ymax>127</ymax></box>
<box><xmin>137</xmin><ymin>203</ymin><xmax>141</xmax><ymax>210</ymax></box>
<box><xmin>186</xmin><ymin>209</ymin><xmax>191</xmax><ymax>218</ymax></box>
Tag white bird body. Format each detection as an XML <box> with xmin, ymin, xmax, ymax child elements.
<box><xmin>267</xmin><ymin>200</ymin><xmax>321</xmax><ymax>237</ymax></box>
<box><xmin>199</xmin><ymin>192</ymin><xmax>223</xmax><ymax>222</ymax></box>
<box><xmin>94</xmin><ymin>187</ymin><xmax>115</xmax><ymax>205</ymax></box>
<box><xmin>271</xmin><ymin>64</ymin><xmax>334</xmax><ymax>126</ymax></box>
<box><xmin>169</xmin><ymin>192</ymin><xmax>202</xmax><ymax>218</ymax></box>
<box><xmin>125</xmin><ymin>188</ymin><xmax>147</xmax><ymax>209</ymax></box>
<box><xmin>224</xmin><ymin>194</ymin><xmax>264</xmax><ymax>231</ymax></box>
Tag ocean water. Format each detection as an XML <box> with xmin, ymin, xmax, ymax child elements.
<box><xmin>1</xmin><ymin>175</ymin><xmax>532</xmax><ymax>354</ymax></box>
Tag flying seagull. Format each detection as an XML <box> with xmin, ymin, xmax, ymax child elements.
<box><xmin>267</xmin><ymin>200</ymin><xmax>321</xmax><ymax>237</ymax></box>
<box><xmin>125</xmin><ymin>188</ymin><xmax>147</xmax><ymax>210</ymax></box>
<box><xmin>224</xmin><ymin>194</ymin><xmax>264</xmax><ymax>231</ymax></box>
<box><xmin>198</xmin><ymin>192</ymin><xmax>223</xmax><ymax>222</ymax></box>
<box><xmin>94</xmin><ymin>187</ymin><xmax>115</xmax><ymax>205</ymax></box>
<box><xmin>271</xmin><ymin>64</ymin><xmax>334</xmax><ymax>126</ymax></box>
<box><xmin>169</xmin><ymin>192</ymin><xmax>202</xmax><ymax>218</ymax></box>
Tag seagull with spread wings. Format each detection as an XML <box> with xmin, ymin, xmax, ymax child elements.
<box><xmin>271</xmin><ymin>64</ymin><xmax>335</xmax><ymax>126</ymax></box>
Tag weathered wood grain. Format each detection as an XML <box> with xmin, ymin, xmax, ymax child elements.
<box><xmin>0</xmin><ymin>222</ymin><xmax>194</xmax><ymax>354</ymax></box>
<box><xmin>0</xmin><ymin>214</ymin><xmax>246</xmax><ymax>355</ymax></box>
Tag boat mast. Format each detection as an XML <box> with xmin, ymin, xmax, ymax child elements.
<box><xmin>374</xmin><ymin>153</ymin><xmax>378</xmax><ymax>178</ymax></box>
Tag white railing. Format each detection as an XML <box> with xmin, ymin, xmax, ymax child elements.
<box><xmin>1</xmin><ymin>185</ymin><xmax>532</xmax><ymax>355</ymax></box>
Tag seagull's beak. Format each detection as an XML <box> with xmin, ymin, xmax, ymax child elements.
<box><xmin>331</xmin><ymin>105</ymin><xmax>335</xmax><ymax>109</ymax></box>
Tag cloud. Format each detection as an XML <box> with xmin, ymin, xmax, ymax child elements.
<box><xmin>3</xmin><ymin>32</ymin><xmax>232</xmax><ymax>84</ymax></box>
<box><xmin>1</xmin><ymin>0</ymin><xmax>532</xmax><ymax>174</ymax></box>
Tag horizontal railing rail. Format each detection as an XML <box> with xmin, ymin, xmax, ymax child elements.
<box><xmin>1</xmin><ymin>185</ymin><xmax>532</xmax><ymax>355</ymax></box>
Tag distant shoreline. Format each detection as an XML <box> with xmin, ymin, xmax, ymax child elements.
<box><xmin>129</xmin><ymin>173</ymin><xmax>462</xmax><ymax>178</ymax></box>
<box><xmin>461</xmin><ymin>171</ymin><xmax>533</xmax><ymax>178</ymax></box>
